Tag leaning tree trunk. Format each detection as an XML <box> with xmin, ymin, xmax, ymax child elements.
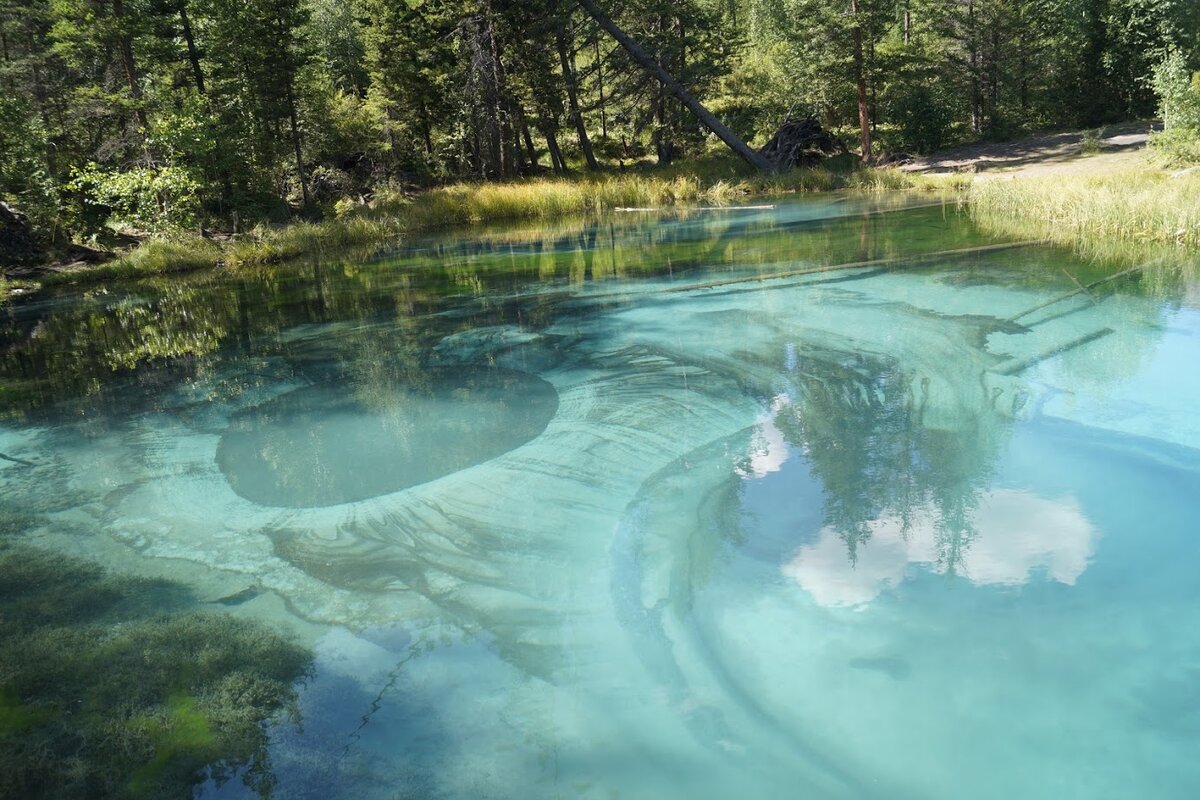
<box><xmin>178</xmin><ymin>2</ymin><xmax>206</xmax><ymax>95</ymax></box>
<box><xmin>575</xmin><ymin>0</ymin><xmax>774</xmax><ymax>173</ymax></box>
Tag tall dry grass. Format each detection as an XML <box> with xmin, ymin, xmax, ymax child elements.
<box><xmin>967</xmin><ymin>169</ymin><xmax>1200</xmax><ymax>248</ymax></box>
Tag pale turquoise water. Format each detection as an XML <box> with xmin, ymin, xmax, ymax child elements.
<box><xmin>2</xmin><ymin>197</ymin><xmax>1199</xmax><ymax>798</ymax></box>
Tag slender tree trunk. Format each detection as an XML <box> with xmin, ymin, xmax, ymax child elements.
<box><xmin>1018</xmin><ymin>39</ymin><xmax>1029</xmax><ymax>110</ymax></box>
<box><xmin>594</xmin><ymin>34</ymin><xmax>608</xmax><ymax>141</ymax></box>
<box><xmin>417</xmin><ymin>98</ymin><xmax>434</xmax><ymax>155</ymax></box>
<box><xmin>851</xmin><ymin>0</ymin><xmax>871</xmax><ymax>161</ymax></box>
<box><xmin>556</xmin><ymin>20</ymin><xmax>598</xmax><ymax>169</ymax></box>
<box><xmin>868</xmin><ymin>38</ymin><xmax>877</xmax><ymax>133</ymax></box>
<box><xmin>654</xmin><ymin>14</ymin><xmax>673</xmax><ymax>166</ymax></box>
<box><xmin>472</xmin><ymin>10</ymin><xmax>514</xmax><ymax>179</ymax></box>
<box><xmin>654</xmin><ymin>81</ymin><xmax>668</xmax><ymax>165</ymax></box>
<box><xmin>575</xmin><ymin>0</ymin><xmax>774</xmax><ymax>173</ymax></box>
<box><xmin>508</xmin><ymin>105</ymin><xmax>527</xmax><ymax>171</ymax></box>
<box><xmin>967</xmin><ymin>0</ymin><xmax>982</xmax><ymax>135</ymax></box>
<box><xmin>540</xmin><ymin>120</ymin><xmax>566</xmax><ymax>173</ymax></box>
<box><xmin>178</xmin><ymin>3</ymin><xmax>205</xmax><ymax>95</ymax></box>
<box><xmin>111</xmin><ymin>0</ymin><xmax>150</xmax><ymax>136</ymax></box>
<box><xmin>482</xmin><ymin>10</ymin><xmax>514</xmax><ymax>179</ymax></box>
<box><xmin>383</xmin><ymin>107</ymin><xmax>401</xmax><ymax>170</ymax></box>
<box><xmin>0</xmin><ymin>28</ymin><xmax>14</xmax><ymax>93</ymax></box>
<box><xmin>519</xmin><ymin>112</ymin><xmax>540</xmax><ymax>169</ymax></box>
<box><xmin>285</xmin><ymin>80</ymin><xmax>311</xmax><ymax>206</ymax></box>
<box><xmin>18</xmin><ymin>27</ymin><xmax>57</xmax><ymax>193</ymax></box>
<box><xmin>989</xmin><ymin>24</ymin><xmax>999</xmax><ymax>124</ymax></box>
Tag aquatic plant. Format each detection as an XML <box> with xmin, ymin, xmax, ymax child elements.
<box><xmin>0</xmin><ymin>509</ymin><xmax>39</xmax><ymax>537</ymax></box>
<box><xmin>0</xmin><ymin>541</ymin><xmax>312</xmax><ymax>799</ymax></box>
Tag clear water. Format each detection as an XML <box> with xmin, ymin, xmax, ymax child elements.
<box><xmin>2</xmin><ymin>197</ymin><xmax>1199</xmax><ymax>798</ymax></box>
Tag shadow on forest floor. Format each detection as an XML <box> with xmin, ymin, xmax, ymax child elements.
<box><xmin>903</xmin><ymin>121</ymin><xmax>1159</xmax><ymax>177</ymax></box>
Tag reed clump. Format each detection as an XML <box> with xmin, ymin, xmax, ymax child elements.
<box><xmin>968</xmin><ymin>169</ymin><xmax>1200</xmax><ymax>248</ymax></box>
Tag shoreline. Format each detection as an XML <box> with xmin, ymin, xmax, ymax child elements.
<box><xmin>4</xmin><ymin>150</ymin><xmax>1199</xmax><ymax>300</ymax></box>
<box><xmin>1</xmin><ymin>165</ymin><xmax>962</xmax><ymax>298</ymax></box>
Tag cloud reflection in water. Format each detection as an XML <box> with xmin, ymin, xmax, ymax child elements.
<box><xmin>782</xmin><ymin>489</ymin><xmax>1096</xmax><ymax>608</ymax></box>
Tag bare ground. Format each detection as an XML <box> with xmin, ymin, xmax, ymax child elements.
<box><xmin>900</xmin><ymin>121</ymin><xmax>1159</xmax><ymax>178</ymax></box>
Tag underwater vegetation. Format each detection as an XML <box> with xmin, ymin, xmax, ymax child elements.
<box><xmin>0</xmin><ymin>524</ymin><xmax>312</xmax><ymax>799</ymax></box>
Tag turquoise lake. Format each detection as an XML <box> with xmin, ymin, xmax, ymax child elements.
<box><xmin>2</xmin><ymin>196</ymin><xmax>1199</xmax><ymax>798</ymax></box>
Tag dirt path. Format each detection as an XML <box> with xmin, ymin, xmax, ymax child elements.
<box><xmin>900</xmin><ymin>122</ymin><xmax>1158</xmax><ymax>177</ymax></box>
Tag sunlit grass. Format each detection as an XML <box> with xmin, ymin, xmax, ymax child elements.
<box><xmin>37</xmin><ymin>238</ymin><xmax>223</xmax><ymax>285</ymax></box>
<box><xmin>24</xmin><ymin>161</ymin><xmax>954</xmax><ymax>287</ymax></box>
<box><xmin>372</xmin><ymin>173</ymin><xmax>736</xmax><ymax>225</ymax></box>
<box><xmin>968</xmin><ymin>169</ymin><xmax>1200</xmax><ymax>248</ymax></box>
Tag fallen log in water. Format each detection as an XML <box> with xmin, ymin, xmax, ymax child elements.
<box><xmin>992</xmin><ymin>328</ymin><xmax>1116</xmax><ymax>376</ymax></box>
<box><xmin>1005</xmin><ymin>265</ymin><xmax>1144</xmax><ymax>323</ymax></box>
<box><xmin>664</xmin><ymin>240</ymin><xmax>1042</xmax><ymax>294</ymax></box>
<box><xmin>0</xmin><ymin>452</ymin><xmax>36</xmax><ymax>467</ymax></box>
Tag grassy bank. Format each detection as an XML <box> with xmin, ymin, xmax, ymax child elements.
<box><xmin>10</xmin><ymin>161</ymin><xmax>1198</xmax><ymax>298</ymax></box>
<box><xmin>967</xmin><ymin>168</ymin><xmax>1200</xmax><ymax>250</ymax></box>
<box><xmin>15</xmin><ymin>163</ymin><xmax>963</xmax><ymax>291</ymax></box>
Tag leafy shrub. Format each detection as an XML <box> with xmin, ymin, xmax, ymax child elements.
<box><xmin>887</xmin><ymin>83</ymin><xmax>955</xmax><ymax>155</ymax></box>
<box><xmin>69</xmin><ymin>164</ymin><xmax>205</xmax><ymax>233</ymax></box>
<box><xmin>1150</xmin><ymin>53</ymin><xmax>1200</xmax><ymax>166</ymax></box>
<box><xmin>0</xmin><ymin>96</ymin><xmax>61</xmax><ymax>236</ymax></box>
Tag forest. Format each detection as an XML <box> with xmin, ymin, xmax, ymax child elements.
<box><xmin>1</xmin><ymin>0</ymin><xmax>1199</xmax><ymax>254</ymax></box>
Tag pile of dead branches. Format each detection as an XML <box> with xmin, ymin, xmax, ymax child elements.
<box><xmin>759</xmin><ymin>116</ymin><xmax>848</xmax><ymax>171</ymax></box>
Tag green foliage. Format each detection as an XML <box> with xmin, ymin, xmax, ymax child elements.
<box><xmin>0</xmin><ymin>95</ymin><xmax>59</xmax><ymax>233</ymax></box>
<box><xmin>2</xmin><ymin>0</ymin><xmax>1196</xmax><ymax>253</ymax></box>
<box><xmin>1150</xmin><ymin>53</ymin><xmax>1200</xmax><ymax>166</ymax></box>
<box><xmin>69</xmin><ymin>165</ymin><xmax>205</xmax><ymax>233</ymax></box>
<box><xmin>1152</xmin><ymin>130</ymin><xmax>1200</xmax><ymax>167</ymax></box>
<box><xmin>0</xmin><ymin>540</ymin><xmax>311</xmax><ymax>799</ymax></box>
<box><xmin>1153</xmin><ymin>53</ymin><xmax>1200</xmax><ymax>131</ymax></box>
<box><xmin>887</xmin><ymin>83</ymin><xmax>955</xmax><ymax>154</ymax></box>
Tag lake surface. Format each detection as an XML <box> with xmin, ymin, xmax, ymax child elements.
<box><xmin>2</xmin><ymin>196</ymin><xmax>1199</xmax><ymax>798</ymax></box>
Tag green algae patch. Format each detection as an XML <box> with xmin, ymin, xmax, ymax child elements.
<box><xmin>0</xmin><ymin>691</ymin><xmax>52</xmax><ymax>735</ymax></box>
<box><xmin>126</xmin><ymin>695</ymin><xmax>218</xmax><ymax>797</ymax></box>
<box><xmin>0</xmin><ymin>542</ymin><xmax>312</xmax><ymax>799</ymax></box>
